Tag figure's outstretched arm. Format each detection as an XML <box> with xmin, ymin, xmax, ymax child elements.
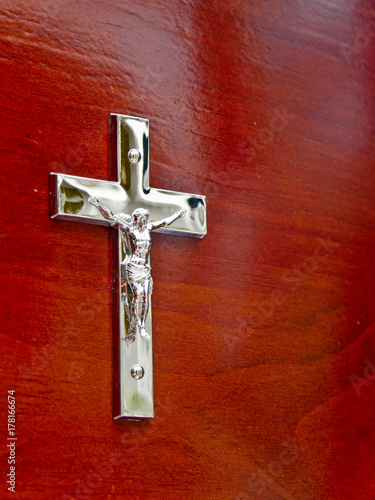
<box><xmin>150</xmin><ymin>209</ymin><xmax>186</xmax><ymax>230</ymax></box>
<box><xmin>88</xmin><ymin>197</ymin><xmax>131</xmax><ymax>229</ymax></box>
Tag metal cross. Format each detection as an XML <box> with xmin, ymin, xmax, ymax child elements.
<box><xmin>50</xmin><ymin>114</ymin><xmax>207</xmax><ymax>419</ymax></box>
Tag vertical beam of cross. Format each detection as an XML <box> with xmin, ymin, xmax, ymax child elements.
<box><xmin>50</xmin><ymin>114</ymin><xmax>206</xmax><ymax>419</ymax></box>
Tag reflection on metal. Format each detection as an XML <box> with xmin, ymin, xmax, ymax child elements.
<box><xmin>50</xmin><ymin>114</ymin><xmax>207</xmax><ymax>419</ymax></box>
<box><xmin>131</xmin><ymin>364</ymin><xmax>145</xmax><ymax>380</ymax></box>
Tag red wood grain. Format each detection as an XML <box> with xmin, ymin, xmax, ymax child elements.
<box><xmin>1</xmin><ymin>0</ymin><xmax>375</xmax><ymax>498</ymax></box>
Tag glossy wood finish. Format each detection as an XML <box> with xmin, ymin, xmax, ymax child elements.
<box><xmin>1</xmin><ymin>1</ymin><xmax>375</xmax><ymax>498</ymax></box>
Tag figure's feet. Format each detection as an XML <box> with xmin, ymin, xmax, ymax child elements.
<box><xmin>125</xmin><ymin>332</ymin><xmax>135</xmax><ymax>344</ymax></box>
<box><xmin>125</xmin><ymin>321</ymin><xmax>137</xmax><ymax>343</ymax></box>
<box><xmin>140</xmin><ymin>327</ymin><xmax>150</xmax><ymax>342</ymax></box>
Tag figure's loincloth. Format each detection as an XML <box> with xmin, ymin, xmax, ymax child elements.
<box><xmin>126</xmin><ymin>262</ymin><xmax>151</xmax><ymax>284</ymax></box>
<box><xmin>124</xmin><ymin>262</ymin><xmax>153</xmax><ymax>303</ymax></box>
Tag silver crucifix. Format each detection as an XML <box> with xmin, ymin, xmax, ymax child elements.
<box><xmin>49</xmin><ymin>114</ymin><xmax>207</xmax><ymax>419</ymax></box>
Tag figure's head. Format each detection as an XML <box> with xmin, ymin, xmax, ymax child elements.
<box><xmin>132</xmin><ymin>208</ymin><xmax>149</xmax><ymax>229</ymax></box>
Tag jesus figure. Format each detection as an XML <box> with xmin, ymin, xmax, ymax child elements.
<box><xmin>88</xmin><ymin>196</ymin><xmax>186</xmax><ymax>343</ymax></box>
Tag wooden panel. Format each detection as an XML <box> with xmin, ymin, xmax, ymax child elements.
<box><xmin>1</xmin><ymin>0</ymin><xmax>375</xmax><ymax>498</ymax></box>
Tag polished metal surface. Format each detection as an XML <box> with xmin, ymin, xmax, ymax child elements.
<box><xmin>50</xmin><ymin>114</ymin><xmax>206</xmax><ymax>419</ymax></box>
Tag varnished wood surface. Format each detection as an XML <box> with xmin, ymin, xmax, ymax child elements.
<box><xmin>1</xmin><ymin>1</ymin><xmax>375</xmax><ymax>498</ymax></box>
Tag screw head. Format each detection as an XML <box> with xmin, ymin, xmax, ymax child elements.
<box><xmin>130</xmin><ymin>364</ymin><xmax>145</xmax><ymax>380</ymax></box>
<box><xmin>128</xmin><ymin>149</ymin><xmax>141</xmax><ymax>164</ymax></box>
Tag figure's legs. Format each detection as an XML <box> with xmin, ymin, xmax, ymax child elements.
<box><xmin>126</xmin><ymin>283</ymin><xmax>150</xmax><ymax>342</ymax></box>
<box><xmin>125</xmin><ymin>315</ymin><xmax>137</xmax><ymax>343</ymax></box>
<box><xmin>129</xmin><ymin>279</ymin><xmax>151</xmax><ymax>341</ymax></box>
<box><xmin>122</xmin><ymin>280</ymin><xmax>135</xmax><ymax>343</ymax></box>
<box><xmin>139</xmin><ymin>301</ymin><xmax>150</xmax><ymax>341</ymax></box>
<box><xmin>122</xmin><ymin>264</ymin><xmax>136</xmax><ymax>343</ymax></box>
<box><xmin>139</xmin><ymin>278</ymin><xmax>152</xmax><ymax>341</ymax></box>
<box><xmin>131</xmin><ymin>296</ymin><xmax>150</xmax><ymax>341</ymax></box>
<box><xmin>126</xmin><ymin>265</ymin><xmax>152</xmax><ymax>342</ymax></box>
